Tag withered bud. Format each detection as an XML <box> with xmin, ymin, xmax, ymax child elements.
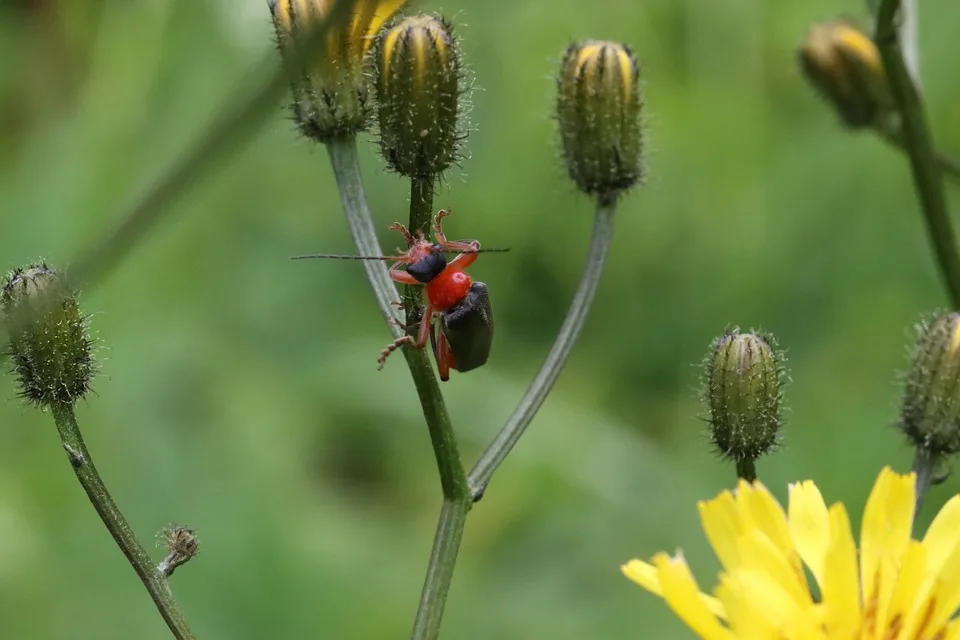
<box><xmin>703</xmin><ymin>329</ymin><xmax>785</xmax><ymax>464</ymax></box>
<box><xmin>798</xmin><ymin>21</ymin><xmax>890</xmax><ymax>128</ymax></box>
<box><xmin>899</xmin><ymin>312</ymin><xmax>960</xmax><ymax>456</ymax></box>
<box><xmin>556</xmin><ymin>40</ymin><xmax>644</xmax><ymax>202</ymax></box>
<box><xmin>375</xmin><ymin>15</ymin><xmax>465</xmax><ymax>178</ymax></box>
<box><xmin>158</xmin><ymin>524</ymin><xmax>200</xmax><ymax>577</ymax></box>
<box><xmin>2</xmin><ymin>264</ymin><xmax>94</xmax><ymax>408</ymax></box>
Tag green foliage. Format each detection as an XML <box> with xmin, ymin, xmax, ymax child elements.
<box><xmin>1</xmin><ymin>0</ymin><xmax>959</xmax><ymax>638</ymax></box>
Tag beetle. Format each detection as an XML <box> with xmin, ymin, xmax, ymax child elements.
<box><xmin>295</xmin><ymin>209</ymin><xmax>499</xmax><ymax>381</ymax></box>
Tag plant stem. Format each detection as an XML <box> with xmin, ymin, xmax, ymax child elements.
<box><xmin>325</xmin><ymin>138</ymin><xmax>403</xmax><ymax>336</ymax></box>
<box><xmin>875</xmin><ymin>0</ymin><xmax>960</xmax><ymax>308</ymax></box>
<box><xmin>467</xmin><ymin>197</ymin><xmax>618</xmax><ymax>499</ymax></box>
<box><xmin>875</xmin><ymin>123</ymin><xmax>960</xmax><ymax>181</ymax></box>
<box><xmin>410</xmin><ymin>497</ymin><xmax>470</xmax><ymax>640</ymax></box>
<box><xmin>735</xmin><ymin>458</ymin><xmax>757</xmax><ymax>483</ymax></box>
<box><xmin>49</xmin><ymin>403</ymin><xmax>196</xmax><ymax>640</ymax></box>
<box><xmin>911</xmin><ymin>444</ymin><xmax>938</xmax><ymax>523</ymax></box>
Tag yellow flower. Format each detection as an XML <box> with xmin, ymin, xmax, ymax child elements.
<box><xmin>622</xmin><ymin>467</ymin><xmax>960</xmax><ymax>639</ymax></box>
<box><xmin>268</xmin><ymin>0</ymin><xmax>408</xmax><ymax>141</ymax></box>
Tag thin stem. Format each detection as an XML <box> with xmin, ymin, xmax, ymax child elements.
<box><xmin>735</xmin><ymin>458</ymin><xmax>757</xmax><ymax>483</ymax></box>
<box><xmin>410</xmin><ymin>498</ymin><xmax>470</xmax><ymax>640</ymax></box>
<box><xmin>49</xmin><ymin>403</ymin><xmax>196</xmax><ymax>640</ymax></box>
<box><xmin>911</xmin><ymin>444</ymin><xmax>938</xmax><ymax>523</ymax></box>
<box><xmin>875</xmin><ymin>0</ymin><xmax>960</xmax><ymax>308</ymax></box>
<box><xmin>875</xmin><ymin>123</ymin><xmax>960</xmax><ymax>181</ymax></box>
<box><xmin>325</xmin><ymin>138</ymin><xmax>403</xmax><ymax>336</ymax></box>
<box><xmin>467</xmin><ymin>197</ymin><xmax>618</xmax><ymax>498</ymax></box>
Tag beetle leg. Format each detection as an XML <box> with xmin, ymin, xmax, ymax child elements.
<box><xmin>388</xmin><ymin>261</ymin><xmax>421</xmax><ymax>285</ymax></box>
<box><xmin>446</xmin><ymin>243</ymin><xmax>480</xmax><ymax>269</ymax></box>
<box><xmin>388</xmin><ymin>222</ymin><xmax>414</xmax><ymax>246</ymax></box>
<box><xmin>415</xmin><ymin>304</ymin><xmax>434</xmax><ymax>348</ymax></box>
<box><xmin>433</xmin><ymin>329</ymin><xmax>456</xmax><ymax>382</ymax></box>
<box><xmin>377</xmin><ymin>335</ymin><xmax>414</xmax><ymax>370</ymax></box>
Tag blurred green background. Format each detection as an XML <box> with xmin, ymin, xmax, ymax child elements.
<box><xmin>2</xmin><ymin>0</ymin><xmax>960</xmax><ymax>637</ymax></box>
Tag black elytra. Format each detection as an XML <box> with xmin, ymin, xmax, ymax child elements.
<box><xmin>432</xmin><ymin>281</ymin><xmax>494</xmax><ymax>373</ymax></box>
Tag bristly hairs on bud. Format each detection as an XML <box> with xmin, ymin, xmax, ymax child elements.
<box><xmin>898</xmin><ymin>311</ymin><xmax>960</xmax><ymax>457</ymax></box>
<box><xmin>701</xmin><ymin>328</ymin><xmax>786</xmax><ymax>478</ymax></box>
<box><xmin>157</xmin><ymin>524</ymin><xmax>200</xmax><ymax>577</ymax></box>
<box><xmin>374</xmin><ymin>14</ymin><xmax>471</xmax><ymax>180</ymax></box>
<box><xmin>2</xmin><ymin>263</ymin><xmax>95</xmax><ymax>408</ymax></box>
<box><xmin>556</xmin><ymin>40</ymin><xmax>644</xmax><ymax>204</ymax></box>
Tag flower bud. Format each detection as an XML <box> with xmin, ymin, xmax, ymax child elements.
<box><xmin>158</xmin><ymin>524</ymin><xmax>200</xmax><ymax>577</ymax></box>
<box><xmin>702</xmin><ymin>329</ymin><xmax>784</xmax><ymax>463</ymax></box>
<box><xmin>798</xmin><ymin>21</ymin><xmax>890</xmax><ymax>129</ymax></box>
<box><xmin>556</xmin><ymin>40</ymin><xmax>644</xmax><ymax>201</ymax></box>
<box><xmin>375</xmin><ymin>15</ymin><xmax>464</xmax><ymax>178</ymax></box>
<box><xmin>269</xmin><ymin>0</ymin><xmax>408</xmax><ymax>142</ymax></box>
<box><xmin>899</xmin><ymin>312</ymin><xmax>960</xmax><ymax>455</ymax></box>
<box><xmin>2</xmin><ymin>264</ymin><xmax>94</xmax><ymax>408</ymax></box>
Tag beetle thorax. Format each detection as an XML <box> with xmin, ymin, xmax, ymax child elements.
<box><xmin>427</xmin><ymin>269</ymin><xmax>472</xmax><ymax>310</ymax></box>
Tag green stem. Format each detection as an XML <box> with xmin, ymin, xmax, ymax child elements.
<box><xmin>735</xmin><ymin>458</ymin><xmax>757</xmax><ymax>483</ymax></box>
<box><xmin>875</xmin><ymin>0</ymin><xmax>960</xmax><ymax>308</ymax></box>
<box><xmin>467</xmin><ymin>196</ymin><xmax>618</xmax><ymax>499</ymax></box>
<box><xmin>911</xmin><ymin>444</ymin><xmax>938</xmax><ymax>523</ymax></box>
<box><xmin>875</xmin><ymin>123</ymin><xmax>960</xmax><ymax>182</ymax></box>
<box><xmin>49</xmin><ymin>403</ymin><xmax>196</xmax><ymax>640</ymax></box>
<box><xmin>325</xmin><ymin>138</ymin><xmax>403</xmax><ymax>336</ymax></box>
<box><xmin>410</xmin><ymin>498</ymin><xmax>470</xmax><ymax>640</ymax></box>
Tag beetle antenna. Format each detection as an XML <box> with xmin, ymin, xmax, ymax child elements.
<box><xmin>291</xmin><ymin>248</ymin><xmax>510</xmax><ymax>260</ymax></box>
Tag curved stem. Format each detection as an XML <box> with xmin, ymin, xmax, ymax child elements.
<box><xmin>911</xmin><ymin>444</ymin><xmax>938</xmax><ymax>525</ymax></box>
<box><xmin>875</xmin><ymin>0</ymin><xmax>960</xmax><ymax>308</ymax></box>
<box><xmin>467</xmin><ymin>197</ymin><xmax>618</xmax><ymax>498</ymax></box>
<box><xmin>325</xmin><ymin>138</ymin><xmax>403</xmax><ymax>337</ymax></box>
<box><xmin>875</xmin><ymin>124</ymin><xmax>960</xmax><ymax>182</ymax></box>
<box><xmin>50</xmin><ymin>403</ymin><xmax>196</xmax><ymax>640</ymax></box>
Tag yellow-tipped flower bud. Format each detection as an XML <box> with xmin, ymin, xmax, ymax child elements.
<box><xmin>375</xmin><ymin>15</ymin><xmax>464</xmax><ymax>178</ymax></box>
<box><xmin>703</xmin><ymin>329</ymin><xmax>784</xmax><ymax>464</ymax></box>
<box><xmin>2</xmin><ymin>264</ymin><xmax>95</xmax><ymax>408</ymax></box>
<box><xmin>269</xmin><ymin>0</ymin><xmax>408</xmax><ymax>142</ymax></box>
<box><xmin>556</xmin><ymin>40</ymin><xmax>644</xmax><ymax>201</ymax></box>
<box><xmin>899</xmin><ymin>312</ymin><xmax>960</xmax><ymax>455</ymax></box>
<box><xmin>798</xmin><ymin>21</ymin><xmax>890</xmax><ymax>128</ymax></box>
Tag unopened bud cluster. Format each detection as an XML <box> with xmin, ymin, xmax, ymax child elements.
<box><xmin>375</xmin><ymin>15</ymin><xmax>464</xmax><ymax>178</ymax></box>
<box><xmin>798</xmin><ymin>21</ymin><xmax>890</xmax><ymax>128</ymax></box>
<box><xmin>899</xmin><ymin>312</ymin><xmax>960</xmax><ymax>455</ymax></box>
<box><xmin>702</xmin><ymin>329</ymin><xmax>784</xmax><ymax>463</ymax></box>
<box><xmin>2</xmin><ymin>264</ymin><xmax>94</xmax><ymax>408</ymax></box>
<box><xmin>556</xmin><ymin>40</ymin><xmax>644</xmax><ymax>201</ymax></box>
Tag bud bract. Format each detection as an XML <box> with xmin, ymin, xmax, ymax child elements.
<box><xmin>556</xmin><ymin>40</ymin><xmax>644</xmax><ymax>201</ymax></box>
<box><xmin>703</xmin><ymin>329</ymin><xmax>784</xmax><ymax>463</ymax></box>
<box><xmin>899</xmin><ymin>312</ymin><xmax>960</xmax><ymax>455</ymax></box>
<box><xmin>798</xmin><ymin>21</ymin><xmax>890</xmax><ymax>128</ymax></box>
<box><xmin>375</xmin><ymin>15</ymin><xmax>464</xmax><ymax>178</ymax></box>
<box><xmin>2</xmin><ymin>264</ymin><xmax>94</xmax><ymax>407</ymax></box>
<box><xmin>269</xmin><ymin>0</ymin><xmax>408</xmax><ymax>142</ymax></box>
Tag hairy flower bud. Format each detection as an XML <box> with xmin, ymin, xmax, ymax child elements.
<box><xmin>899</xmin><ymin>312</ymin><xmax>960</xmax><ymax>455</ymax></box>
<box><xmin>798</xmin><ymin>21</ymin><xmax>890</xmax><ymax>128</ymax></box>
<box><xmin>2</xmin><ymin>264</ymin><xmax>94</xmax><ymax>407</ymax></box>
<box><xmin>375</xmin><ymin>15</ymin><xmax>464</xmax><ymax>178</ymax></box>
<box><xmin>556</xmin><ymin>40</ymin><xmax>644</xmax><ymax>201</ymax></box>
<box><xmin>269</xmin><ymin>0</ymin><xmax>407</xmax><ymax>142</ymax></box>
<box><xmin>703</xmin><ymin>329</ymin><xmax>784</xmax><ymax>463</ymax></box>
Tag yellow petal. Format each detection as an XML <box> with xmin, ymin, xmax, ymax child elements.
<box><xmin>715</xmin><ymin>573</ymin><xmax>778</xmax><ymax>640</ymax></box>
<box><xmin>699</xmin><ymin>490</ymin><xmax>743</xmax><ymax>571</ymax></box>
<box><xmin>352</xmin><ymin>0</ymin><xmax>408</xmax><ymax>56</ymax></box>
<box><xmin>623</xmin><ymin>558</ymin><xmax>728</xmax><ymax>619</ymax></box>
<box><xmin>735</xmin><ymin>480</ymin><xmax>795</xmax><ymax>563</ymax></box>
<box><xmin>922</xmin><ymin>494</ymin><xmax>960</xmax><ymax>573</ymax></box>
<box><xmin>724</xmin><ymin>567</ymin><xmax>809</xmax><ymax>632</ymax></box>
<box><xmin>820</xmin><ymin>504</ymin><xmax>860</xmax><ymax>633</ymax></box>
<box><xmin>924</xmin><ymin>520</ymin><xmax>960</xmax><ymax>632</ymax></box>
<box><xmin>944</xmin><ymin>617</ymin><xmax>960</xmax><ymax>640</ymax></box>
<box><xmin>788</xmin><ymin>480</ymin><xmax>830</xmax><ymax>586</ymax></box>
<box><xmin>880</xmin><ymin>541</ymin><xmax>929</xmax><ymax>635</ymax></box>
<box><xmin>860</xmin><ymin>467</ymin><xmax>915</xmax><ymax>605</ymax></box>
<box><xmin>653</xmin><ymin>552</ymin><xmax>733</xmax><ymax>640</ymax></box>
<box><xmin>736</xmin><ymin>529</ymin><xmax>811</xmax><ymax>606</ymax></box>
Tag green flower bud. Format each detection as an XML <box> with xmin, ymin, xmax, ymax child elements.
<box><xmin>899</xmin><ymin>312</ymin><xmax>960</xmax><ymax>455</ymax></box>
<box><xmin>798</xmin><ymin>21</ymin><xmax>890</xmax><ymax>129</ymax></box>
<box><xmin>269</xmin><ymin>0</ymin><xmax>408</xmax><ymax>142</ymax></box>
<box><xmin>702</xmin><ymin>329</ymin><xmax>784</xmax><ymax>463</ymax></box>
<box><xmin>2</xmin><ymin>264</ymin><xmax>94</xmax><ymax>407</ymax></box>
<box><xmin>375</xmin><ymin>15</ymin><xmax>464</xmax><ymax>178</ymax></box>
<box><xmin>556</xmin><ymin>40</ymin><xmax>644</xmax><ymax>202</ymax></box>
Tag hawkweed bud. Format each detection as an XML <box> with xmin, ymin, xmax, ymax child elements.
<box><xmin>703</xmin><ymin>329</ymin><xmax>784</xmax><ymax>464</ymax></box>
<box><xmin>798</xmin><ymin>21</ymin><xmax>890</xmax><ymax>128</ymax></box>
<box><xmin>375</xmin><ymin>15</ymin><xmax>464</xmax><ymax>178</ymax></box>
<box><xmin>556</xmin><ymin>40</ymin><xmax>644</xmax><ymax>201</ymax></box>
<box><xmin>157</xmin><ymin>524</ymin><xmax>200</xmax><ymax>577</ymax></box>
<box><xmin>898</xmin><ymin>312</ymin><xmax>960</xmax><ymax>455</ymax></box>
<box><xmin>2</xmin><ymin>264</ymin><xmax>94</xmax><ymax>408</ymax></box>
<box><xmin>268</xmin><ymin>0</ymin><xmax>408</xmax><ymax>142</ymax></box>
